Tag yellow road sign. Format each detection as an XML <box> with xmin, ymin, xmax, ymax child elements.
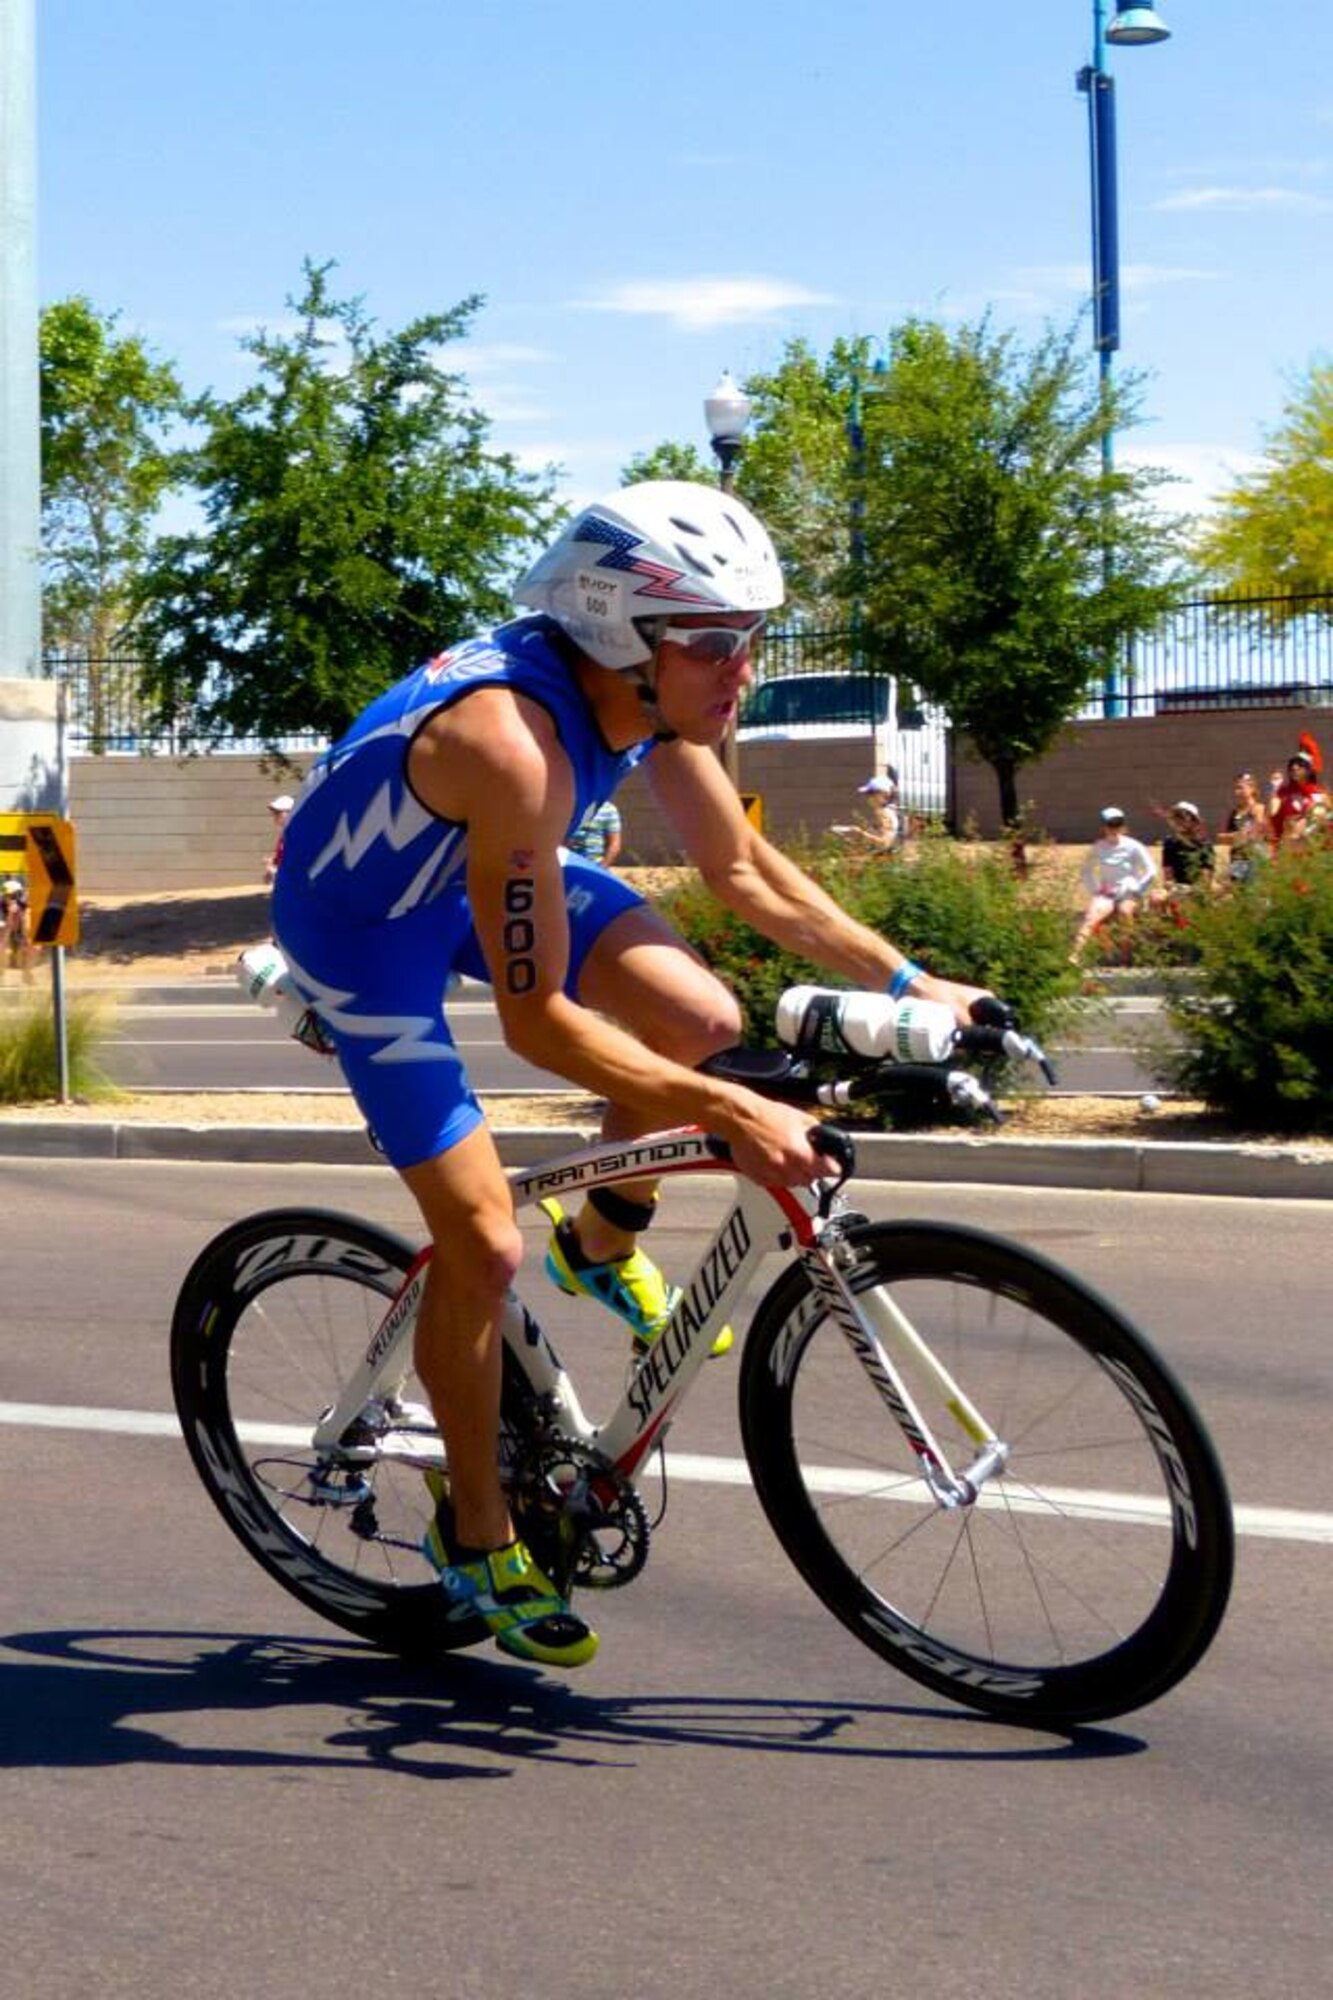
<box><xmin>24</xmin><ymin>818</ymin><xmax>79</xmax><ymax>947</ymax></box>
<box><xmin>0</xmin><ymin>810</ymin><xmax>59</xmax><ymax>881</ymax></box>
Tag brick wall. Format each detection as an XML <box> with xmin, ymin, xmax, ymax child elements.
<box><xmin>615</xmin><ymin>739</ymin><xmax>886</xmax><ymax>862</ymax></box>
<box><xmin>66</xmin><ymin>704</ymin><xmax>1330</xmax><ymax>889</ymax></box>
<box><xmin>953</xmin><ymin>707</ymin><xmax>1332</xmax><ymax>840</ymax></box>
<box><xmin>69</xmin><ymin>754</ymin><xmax>317</xmax><ymax>892</ymax></box>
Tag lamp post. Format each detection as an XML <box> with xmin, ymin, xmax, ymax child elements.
<box><xmin>704</xmin><ymin>372</ymin><xmax>752</xmax><ymax>784</ymax></box>
<box><xmin>1077</xmin><ymin>2</ymin><xmax>1170</xmax><ymax>714</ymax></box>
<box><xmin>705</xmin><ymin>370</ymin><xmax>751</xmax><ymax>496</ymax></box>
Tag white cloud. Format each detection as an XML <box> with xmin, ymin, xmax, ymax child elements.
<box><xmin>1120</xmin><ymin>441</ymin><xmax>1265</xmax><ymax>517</ymax></box>
<box><xmin>1154</xmin><ymin>185</ymin><xmax>1333</xmax><ymax>214</ymax></box>
<box><xmin>448</xmin><ymin>340</ymin><xmax>554</xmax><ymax>374</ymax></box>
<box><xmin>573</xmin><ymin>276</ymin><xmax>837</xmax><ymax>331</ymax></box>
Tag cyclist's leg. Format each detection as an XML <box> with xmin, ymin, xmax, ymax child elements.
<box><xmin>399</xmin><ymin>1125</ymin><xmax>523</xmax><ymax>1553</ymax></box>
<box><xmin>271</xmin><ymin>895</ymin><xmax>597</xmax><ymax>1664</ymax></box>
<box><xmin>545</xmin><ymin>883</ymin><xmax>742</xmax><ymax>1353</ymax></box>
<box><xmin>574</xmin><ymin>896</ymin><xmax>741</xmax><ymax>1257</ymax></box>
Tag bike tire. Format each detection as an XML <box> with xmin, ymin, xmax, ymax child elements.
<box><xmin>739</xmin><ymin>1220</ymin><xmax>1233</xmax><ymax>1727</ymax></box>
<box><xmin>172</xmin><ymin>1207</ymin><xmax>502</xmax><ymax>1656</ymax></box>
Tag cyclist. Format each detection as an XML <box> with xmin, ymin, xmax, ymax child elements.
<box><xmin>271</xmin><ymin>479</ymin><xmax>989</xmax><ymax>1672</ymax></box>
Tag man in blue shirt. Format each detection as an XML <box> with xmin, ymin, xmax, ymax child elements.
<box><xmin>567</xmin><ymin>798</ymin><xmax>623</xmax><ymax>866</ymax></box>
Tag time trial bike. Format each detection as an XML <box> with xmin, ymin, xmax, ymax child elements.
<box><xmin>170</xmin><ymin>990</ymin><xmax>1234</xmax><ymax>1728</ymax></box>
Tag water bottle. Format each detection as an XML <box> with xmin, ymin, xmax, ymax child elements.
<box><xmin>236</xmin><ymin>944</ymin><xmax>335</xmax><ymax>1055</ymax></box>
<box><xmin>775</xmin><ymin>985</ymin><xmax>956</xmax><ymax>1064</ymax></box>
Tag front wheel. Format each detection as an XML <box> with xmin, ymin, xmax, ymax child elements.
<box><xmin>739</xmin><ymin>1221</ymin><xmax>1233</xmax><ymax>1727</ymax></box>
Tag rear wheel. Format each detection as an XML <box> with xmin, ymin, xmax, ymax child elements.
<box><xmin>172</xmin><ymin>1208</ymin><xmax>505</xmax><ymax>1655</ymax></box>
<box><xmin>740</xmin><ymin>1221</ymin><xmax>1233</xmax><ymax>1726</ymax></box>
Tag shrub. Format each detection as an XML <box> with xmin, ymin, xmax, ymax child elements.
<box><xmin>655</xmin><ymin>833</ymin><xmax>1083</xmax><ymax>1049</ymax></box>
<box><xmin>0</xmin><ymin>998</ymin><xmax>119</xmax><ymax>1103</ymax></box>
<box><xmin>1158</xmin><ymin>845</ymin><xmax>1333</xmax><ymax>1130</ymax></box>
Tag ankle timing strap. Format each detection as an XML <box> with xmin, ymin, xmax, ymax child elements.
<box><xmin>587</xmin><ymin>1186</ymin><xmax>659</xmax><ymax>1234</ymax></box>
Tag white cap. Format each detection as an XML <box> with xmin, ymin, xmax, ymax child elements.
<box><xmin>859</xmin><ymin>776</ymin><xmax>897</xmax><ymax>796</ymax></box>
<box><xmin>1171</xmin><ymin>800</ymin><xmax>1200</xmax><ymax>818</ymax></box>
<box><xmin>268</xmin><ymin>794</ymin><xmax>295</xmax><ymax>813</ymax></box>
<box><xmin>2</xmin><ymin>879</ymin><xmax>21</xmax><ymax>894</ymax></box>
<box><xmin>1100</xmin><ymin>806</ymin><xmax>1126</xmax><ymax>824</ymax></box>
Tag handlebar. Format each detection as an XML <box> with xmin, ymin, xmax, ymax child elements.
<box><xmin>699</xmin><ymin>986</ymin><xmax>1058</xmax><ymax>1132</ymax></box>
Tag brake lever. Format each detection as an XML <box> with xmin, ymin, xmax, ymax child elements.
<box><xmin>956</xmin><ymin>1014</ymin><xmax>1058</xmax><ymax>1087</ymax></box>
<box><xmin>1002</xmin><ymin>1028</ymin><xmax>1058</xmax><ymax>1087</ymax></box>
<box><xmin>811</xmin><ymin>1124</ymin><xmax>855</xmax><ymax>1217</ymax></box>
<box><xmin>705</xmin><ymin>1123</ymin><xmax>856</xmax><ymax>1218</ymax></box>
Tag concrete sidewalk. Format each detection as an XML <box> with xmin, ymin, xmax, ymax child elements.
<box><xmin>0</xmin><ymin>1106</ymin><xmax>1329</xmax><ymax>1199</ymax></box>
<box><xmin>18</xmin><ymin>967</ymin><xmax>1330</xmax><ymax>1198</ymax></box>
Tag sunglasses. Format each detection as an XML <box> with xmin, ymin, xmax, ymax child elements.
<box><xmin>659</xmin><ymin>621</ymin><xmax>764</xmax><ymax>667</ymax></box>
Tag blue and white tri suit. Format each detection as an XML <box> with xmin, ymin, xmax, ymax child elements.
<box><xmin>271</xmin><ymin>615</ymin><xmax>657</xmax><ymax>1168</ymax></box>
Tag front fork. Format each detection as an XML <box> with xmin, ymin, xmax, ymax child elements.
<box><xmin>805</xmin><ymin>1223</ymin><xmax>1010</xmax><ymax>1510</ymax></box>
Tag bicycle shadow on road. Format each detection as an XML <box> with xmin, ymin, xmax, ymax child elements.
<box><xmin>0</xmin><ymin>1627</ymin><xmax>1145</xmax><ymax>1779</ymax></box>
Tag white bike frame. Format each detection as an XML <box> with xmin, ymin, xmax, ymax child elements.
<box><xmin>309</xmin><ymin>1126</ymin><xmax>1009</xmax><ymax>1510</ymax></box>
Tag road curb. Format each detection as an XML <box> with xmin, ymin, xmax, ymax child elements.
<box><xmin>2</xmin><ymin>1116</ymin><xmax>1331</xmax><ymax>1198</ymax></box>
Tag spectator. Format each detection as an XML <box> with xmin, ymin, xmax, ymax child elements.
<box><xmin>1268</xmin><ymin>736</ymin><xmax>1330</xmax><ymax>848</ymax></box>
<box><xmin>1</xmin><ymin>878</ymin><xmax>34</xmax><ymax>983</ymax></box>
<box><xmin>1218</xmin><ymin>771</ymin><xmax>1269</xmax><ymax>886</ymax></box>
<box><xmin>264</xmin><ymin>793</ymin><xmax>295</xmax><ymax>887</ymax></box>
<box><xmin>1157</xmin><ymin>801</ymin><xmax>1215</xmax><ymax>896</ymax></box>
<box><xmin>1071</xmin><ymin>806</ymin><xmax>1157</xmax><ymax>961</ymax></box>
<box><xmin>835</xmin><ymin>772</ymin><xmax>903</xmax><ymax>852</ymax></box>
<box><xmin>566</xmin><ymin>798</ymin><xmax>623</xmax><ymax>867</ymax></box>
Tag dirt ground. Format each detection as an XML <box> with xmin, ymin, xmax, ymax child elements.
<box><xmin>32</xmin><ymin>871</ymin><xmax>1323</xmax><ymax>1150</ymax></box>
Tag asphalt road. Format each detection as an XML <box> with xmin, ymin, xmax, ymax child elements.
<box><xmin>2</xmin><ymin>1160</ymin><xmax>1328</xmax><ymax>1999</ymax></box>
<box><xmin>97</xmin><ymin>990</ymin><xmax>1170</xmax><ymax>1097</ymax></box>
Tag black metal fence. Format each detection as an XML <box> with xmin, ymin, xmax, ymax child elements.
<box><xmin>756</xmin><ymin>595</ymin><xmax>1333</xmax><ymax>722</ymax></box>
<box><xmin>1105</xmin><ymin>592</ymin><xmax>1333</xmax><ymax>717</ymax></box>
<box><xmin>46</xmin><ymin>590</ymin><xmax>1333</xmax><ymax>752</ymax></box>
<box><xmin>44</xmin><ymin>642</ymin><xmax>324</xmax><ymax>756</ymax></box>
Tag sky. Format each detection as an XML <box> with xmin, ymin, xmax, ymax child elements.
<box><xmin>36</xmin><ymin>0</ymin><xmax>1333</xmax><ymax>522</ymax></box>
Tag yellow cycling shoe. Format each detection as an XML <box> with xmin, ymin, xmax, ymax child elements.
<box><xmin>540</xmin><ymin>1198</ymin><xmax>733</xmax><ymax>1359</ymax></box>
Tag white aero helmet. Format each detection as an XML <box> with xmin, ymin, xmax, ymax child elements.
<box><xmin>514</xmin><ymin>479</ymin><xmax>784</xmax><ymax>671</ymax></box>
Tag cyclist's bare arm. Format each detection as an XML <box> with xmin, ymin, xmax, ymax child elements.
<box><xmin>647</xmin><ymin>739</ymin><xmax>991</xmax><ymax>1023</ymax></box>
<box><xmin>407</xmin><ymin>690</ymin><xmax>824</xmax><ymax>1187</ymax></box>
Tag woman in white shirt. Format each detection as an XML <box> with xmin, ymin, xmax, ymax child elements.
<box><xmin>1071</xmin><ymin>806</ymin><xmax>1157</xmax><ymax>961</ymax></box>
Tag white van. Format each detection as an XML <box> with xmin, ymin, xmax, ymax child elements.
<box><xmin>736</xmin><ymin>671</ymin><xmax>949</xmax><ymax>817</ymax></box>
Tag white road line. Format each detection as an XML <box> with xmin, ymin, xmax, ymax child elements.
<box><xmin>2</xmin><ymin>1401</ymin><xmax>1329</xmax><ymax>1545</ymax></box>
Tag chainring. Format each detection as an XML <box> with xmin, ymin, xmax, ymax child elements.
<box><xmin>510</xmin><ymin>1436</ymin><xmax>651</xmax><ymax>1593</ymax></box>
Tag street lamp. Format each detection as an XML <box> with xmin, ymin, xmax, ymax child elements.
<box><xmin>1076</xmin><ymin>1</ymin><xmax>1171</xmax><ymax>714</ymax></box>
<box><xmin>704</xmin><ymin>371</ymin><xmax>751</xmax><ymax>495</ymax></box>
<box><xmin>704</xmin><ymin>372</ymin><xmax>752</xmax><ymax>784</ymax></box>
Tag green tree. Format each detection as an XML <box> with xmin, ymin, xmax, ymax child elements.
<box><xmin>733</xmin><ymin>340</ymin><xmax>861</xmax><ymax>626</ymax></box>
<box><xmin>622</xmin><ymin>339</ymin><xmax>855</xmax><ymax>625</ymax></box>
<box><xmin>1196</xmin><ymin>359</ymin><xmax>1333</xmax><ymax>603</ymax></box>
<box><xmin>859</xmin><ymin>318</ymin><xmax>1189</xmax><ymax>826</ymax></box>
<box><xmin>39</xmin><ymin>297</ymin><xmax>187</xmax><ymax>743</ymax></box>
<box><xmin>622</xmin><ymin>440</ymin><xmax>715</xmax><ymax>485</ymax></box>
<box><xmin>134</xmin><ymin>261</ymin><xmax>562</xmax><ymax>746</ymax></box>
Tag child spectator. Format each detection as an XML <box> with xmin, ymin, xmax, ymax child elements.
<box><xmin>1157</xmin><ymin>801</ymin><xmax>1214</xmax><ymax>895</ymax></box>
<box><xmin>264</xmin><ymin>794</ymin><xmax>295</xmax><ymax>887</ymax></box>
<box><xmin>835</xmin><ymin>773</ymin><xmax>903</xmax><ymax>853</ymax></box>
<box><xmin>1071</xmin><ymin>807</ymin><xmax>1157</xmax><ymax>961</ymax></box>
<box><xmin>1218</xmin><ymin>771</ymin><xmax>1269</xmax><ymax>885</ymax></box>
<box><xmin>1</xmin><ymin>878</ymin><xmax>34</xmax><ymax>982</ymax></box>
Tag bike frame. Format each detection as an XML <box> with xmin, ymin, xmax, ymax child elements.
<box><xmin>310</xmin><ymin>1126</ymin><xmax>1008</xmax><ymax>1509</ymax></box>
